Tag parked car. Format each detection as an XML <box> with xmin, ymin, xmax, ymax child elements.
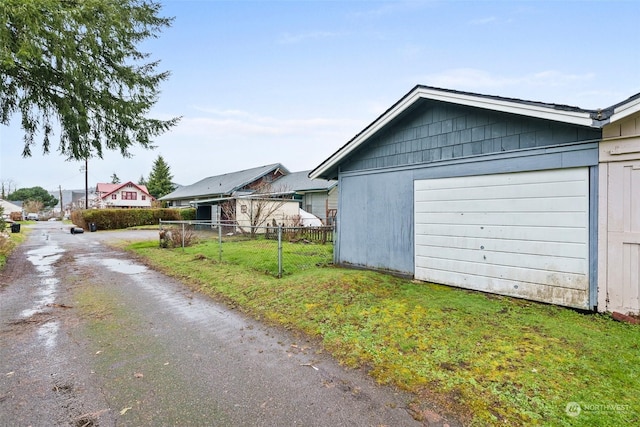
<box><xmin>26</xmin><ymin>213</ymin><xmax>39</xmax><ymax>221</ymax></box>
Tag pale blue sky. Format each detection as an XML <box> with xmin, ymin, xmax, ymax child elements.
<box><xmin>1</xmin><ymin>0</ymin><xmax>639</xmax><ymax>192</ymax></box>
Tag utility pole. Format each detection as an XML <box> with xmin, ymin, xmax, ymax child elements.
<box><xmin>84</xmin><ymin>157</ymin><xmax>88</xmax><ymax>209</ymax></box>
<box><xmin>59</xmin><ymin>185</ymin><xmax>63</xmax><ymax>218</ymax></box>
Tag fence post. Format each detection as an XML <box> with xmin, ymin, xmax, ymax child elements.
<box><xmin>278</xmin><ymin>225</ymin><xmax>283</xmax><ymax>278</ymax></box>
<box><xmin>182</xmin><ymin>222</ymin><xmax>185</xmax><ymax>250</ymax></box>
<box><xmin>218</xmin><ymin>222</ymin><xmax>222</xmax><ymax>262</ymax></box>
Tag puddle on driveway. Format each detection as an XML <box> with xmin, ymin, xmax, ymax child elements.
<box><xmin>100</xmin><ymin>258</ymin><xmax>148</xmax><ymax>275</ymax></box>
<box><xmin>23</xmin><ymin>243</ymin><xmax>65</xmax><ymax>318</ymax></box>
<box><xmin>27</xmin><ymin>245</ymin><xmax>64</xmax><ymax>276</ymax></box>
<box><xmin>21</xmin><ymin>236</ymin><xmax>65</xmax><ymax>349</ymax></box>
<box><xmin>37</xmin><ymin>321</ymin><xmax>60</xmax><ymax>350</ymax></box>
<box><xmin>20</xmin><ymin>278</ymin><xmax>57</xmax><ymax>318</ymax></box>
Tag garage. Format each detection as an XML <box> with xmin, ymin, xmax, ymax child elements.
<box><xmin>415</xmin><ymin>168</ymin><xmax>591</xmax><ymax>309</ymax></box>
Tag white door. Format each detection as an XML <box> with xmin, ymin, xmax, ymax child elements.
<box><xmin>415</xmin><ymin>168</ymin><xmax>590</xmax><ymax>309</ymax></box>
<box><xmin>603</xmin><ymin>161</ymin><xmax>640</xmax><ymax>313</ymax></box>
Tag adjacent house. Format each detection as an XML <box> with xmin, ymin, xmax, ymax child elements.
<box><xmin>159</xmin><ymin>163</ymin><xmax>289</xmax><ymax>222</ymax></box>
<box><xmin>264</xmin><ymin>170</ymin><xmax>338</xmax><ymax>224</ymax></box>
<box><xmin>1</xmin><ymin>199</ymin><xmax>22</xmax><ymax>220</ymax></box>
<box><xmin>159</xmin><ymin>164</ymin><xmax>338</xmax><ymax>225</ymax></box>
<box><xmin>94</xmin><ymin>182</ymin><xmax>154</xmax><ymax>209</ymax></box>
<box><xmin>311</xmin><ymin>85</ymin><xmax>640</xmax><ymax>314</ymax></box>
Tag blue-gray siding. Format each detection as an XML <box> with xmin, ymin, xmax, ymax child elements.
<box><xmin>302</xmin><ymin>192</ymin><xmax>328</xmax><ymax>221</ymax></box>
<box><xmin>341</xmin><ymin>101</ymin><xmax>601</xmax><ymax>174</ymax></box>
<box><xmin>335</xmin><ymin>102</ymin><xmax>602</xmax><ymax>275</ymax></box>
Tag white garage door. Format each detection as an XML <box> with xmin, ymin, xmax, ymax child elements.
<box><xmin>414</xmin><ymin>168</ymin><xmax>590</xmax><ymax>309</ymax></box>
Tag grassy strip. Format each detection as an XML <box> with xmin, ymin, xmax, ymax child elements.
<box><xmin>171</xmin><ymin>237</ymin><xmax>333</xmax><ymax>276</ymax></box>
<box><xmin>0</xmin><ymin>225</ymin><xmax>28</xmax><ymax>269</ymax></box>
<box><xmin>127</xmin><ymin>240</ymin><xmax>640</xmax><ymax>426</ymax></box>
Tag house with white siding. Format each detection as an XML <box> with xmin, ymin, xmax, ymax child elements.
<box><xmin>265</xmin><ymin>170</ymin><xmax>337</xmax><ymax>225</ymax></box>
<box><xmin>94</xmin><ymin>182</ymin><xmax>154</xmax><ymax>209</ymax></box>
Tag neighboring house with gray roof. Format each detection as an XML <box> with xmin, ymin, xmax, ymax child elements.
<box><xmin>159</xmin><ymin>164</ymin><xmax>339</xmax><ymax>225</ymax></box>
<box><xmin>159</xmin><ymin>163</ymin><xmax>289</xmax><ymax>221</ymax></box>
<box><xmin>1</xmin><ymin>199</ymin><xmax>23</xmax><ymax>220</ymax></box>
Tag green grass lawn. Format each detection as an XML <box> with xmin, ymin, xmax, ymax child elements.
<box><xmin>167</xmin><ymin>236</ymin><xmax>333</xmax><ymax>276</ymax></box>
<box><xmin>128</xmin><ymin>240</ymin><xmax>639</xmax><ymax>426</ymax></box>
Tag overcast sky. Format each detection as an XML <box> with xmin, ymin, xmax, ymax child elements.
<box><xmin>1</xmin><ymin>0</ymin><xmax>639</xmax><ymax>193</ymax></box>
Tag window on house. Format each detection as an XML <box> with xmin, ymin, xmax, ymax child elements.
<box><xmin>241</xmin><ymin>204</ymin><xmax>247</xmax><ymax>213</ymax></box>
<box><xmin>111</xmin><ymin>194</ymin><xmax>117</xmax><ymax>200</ymax></box>
<box><xmin>122</xmin><ymin>191</ymin><xmax>137</xmax><ymax>200</ymax></box>
<box><xmin>142</xmin><ymin>195</ymin><xmax>146</xmax><ymax>201</ymax></box>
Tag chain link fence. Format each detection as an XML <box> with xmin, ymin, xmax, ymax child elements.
<box><xmin>158</xmin><ymin>220</ymin><xmax>334</xmax><ymax>277</ymax></box>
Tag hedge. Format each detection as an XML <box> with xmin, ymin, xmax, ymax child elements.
<box><xmin>70</xmin><ymin>208</ymin><xmax>196</xmax><ymax>230</ymax></box>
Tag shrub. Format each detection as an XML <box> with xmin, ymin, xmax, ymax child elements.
<box><xmin>70</xmin><ymin>210</ymin><xmax>87</xmax><ymax>229</ymax></box>
<box><xmin>159</xmin><ymin>226</ymin><xmax>198</xmax><ymax>248</ymax></box>
<box><xmin>71</xmin><ymin>208</ymin><xmax>196</xmax><ymax>230</ymax></box>
<box><xmin>179</xmin><ymin>208</ymin><xmax>196</xmax><ymax>220</ymax></box>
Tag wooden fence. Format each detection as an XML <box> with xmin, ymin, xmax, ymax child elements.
<box><xmin>265</xmin><ymin>226</ymin><xmax>334</xmax><ymax>244</ymax></box>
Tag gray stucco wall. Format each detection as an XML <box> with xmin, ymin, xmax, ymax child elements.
<box><xmin>335</xmin><ymin>102</ymin><xmax>601</xmax><ymax>275</ymax></box>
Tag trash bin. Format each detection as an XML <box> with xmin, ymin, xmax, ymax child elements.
<box><xmin>90</xmin><ymin>222</ymin><xmax>97</xmax><ymax>232</ymax></box>
<box><xmin>10</xmin><ymin>223</ymin><xmax>20</xmax><ymax>233</ymax></box>
<box><xmin>70</xmin><ymin>226</ymin><xmax>84</xmax><ymax>234</ymax></box>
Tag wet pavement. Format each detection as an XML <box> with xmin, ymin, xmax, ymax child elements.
<box><xmin>0</xmin><ymin>222</ymin><xmax>437</xmax><ymax>426</ymax></box>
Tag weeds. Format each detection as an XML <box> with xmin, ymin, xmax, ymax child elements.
<box><xmin>159</xmin><ymin>226</ymin><xmax>199</xmax><ymax>248</ymax></box>
<box><xmin>0</xmin><ymin>226</ymin><xmax>27</xmax><ymax>270</ymax></box>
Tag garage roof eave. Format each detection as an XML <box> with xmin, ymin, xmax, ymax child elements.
<box><xmin>310</xmin><ymin>85</ymin><xmax>598</xmax><ymax>180</ymax></box>
<box><xmin>189</xmin><ymin>196</ymin><xmax>232</xmax><ymax>205</ymax></box>
<box><xmin>608</xmin><ymin>93</ymin><xmax>640</xmax><ymax>123</ymax></box>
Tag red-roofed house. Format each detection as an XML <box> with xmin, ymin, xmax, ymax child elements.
<box><xmin>94</xmin><ymin>182</ymin><xmax>154</xmax><ymax>209</ymax></box>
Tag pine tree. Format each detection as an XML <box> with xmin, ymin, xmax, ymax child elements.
<box><xmin>146</xmin><ymin>155</ymin><xmax>175</xmax><ymax>199</ymax></box>
<box><xmin>1</xmin><ymin>0</ymin><xmax>180</xmax><ymax>161</ymax></box>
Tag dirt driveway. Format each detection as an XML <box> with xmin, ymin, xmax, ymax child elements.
<box><xmin>0</xmin><ymin>222</ymin><xmax>440</xmax><ymax>426</ymax></box>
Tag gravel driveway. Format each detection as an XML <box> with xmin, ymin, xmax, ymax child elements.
<box><xmin>0</xmin><ymin>222</ymin><xmax>441</xmax><ymax>426</ymax></box>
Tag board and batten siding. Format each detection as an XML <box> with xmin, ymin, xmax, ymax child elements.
<box><xmin>598</xmin><ymin>110</ymin><xmax>640</xmax><ymax>314</ymax></box>
<box><xmin>414</xmin><ymin>168</ymin><xmax>590</xmax><ymax>308</ymax></box>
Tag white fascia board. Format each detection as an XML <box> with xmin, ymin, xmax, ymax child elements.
<box><xmin>310</xmin><ymin>91</ymin><xmax>424</xmax><ymax>179</ymax></box>
<box><xmin>609</xmin><ymin>96</ymin><xmax>640</xmax><ymax>123</ymax></box>
<box><xmin>415</xmin><ymin>87</ymin><xmax>595</xmax><ymax>127</ymax></box>
<box><xmin>310</xmin><ymin>87</ymin><xmax>594</xmax><ymax>179</ymax></box>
